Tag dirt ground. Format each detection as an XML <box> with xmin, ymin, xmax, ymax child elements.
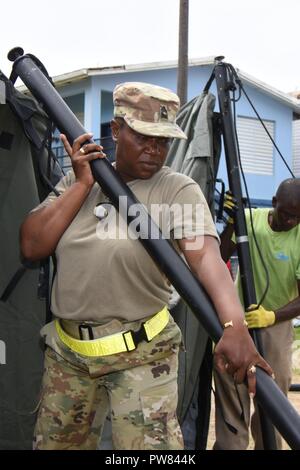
<box><xmin>206</xmin><ymin>344</ymin><xmax>300</xmax><ymax>450</ymax></box>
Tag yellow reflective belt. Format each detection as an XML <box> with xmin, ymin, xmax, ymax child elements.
<box><xmin>143</xmin><ymin>307</ymin><xmax>169</xmax><ymax>339</ymax></box>
<box><xmin>55</xmin><ymin>306</ymin><xmax>169</xmax><ymax>357</ymax></box>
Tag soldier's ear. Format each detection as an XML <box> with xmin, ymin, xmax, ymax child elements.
<box><xmin>110</xmin><ymin>119</ymin><xmax>120</xmax><ymax>142</ymax></box>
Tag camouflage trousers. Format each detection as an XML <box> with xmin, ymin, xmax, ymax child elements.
<box><xmin>34</xmin><ymin>315</ymin><xmax>184</xmax><ymax>450</ymax></box>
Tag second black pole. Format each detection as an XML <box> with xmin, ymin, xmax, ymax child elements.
<box><xmin>215</xmin><ymin>59</ymin><xmax>277</xmax><ymax>450</ymax></box>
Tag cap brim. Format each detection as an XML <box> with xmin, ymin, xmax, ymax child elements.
<box><xmin>124</xmin><ymin>117</ymin><xmax>187</xmax><ymax>140</ymax></box>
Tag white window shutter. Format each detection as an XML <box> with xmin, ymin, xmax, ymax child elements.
<box><xmin>292</xmin><ymin>120</ymin><xmax>300</xmax><ymax>177</ymax></box>
<box><xmin>236</xmin><ymin>117</ymin><xmax>275</xmax><ymax>175</ymax></box>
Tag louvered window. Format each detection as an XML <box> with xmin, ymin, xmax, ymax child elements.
<box><xmin>292</xmin><ymin>120</ymin><xmax>300</xmax><ymax>177</ymax></box>
<box><xmin>236</xmin><ymin>116</ymin><xmax>275</xmax><ymax>175</ymax></box>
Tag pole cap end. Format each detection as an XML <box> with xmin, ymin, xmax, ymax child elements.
<box><xmin>7</xmin><ymin>47</ymin><xmax>24</xmax><ymax>62</ymax></box>
<box><xmin>214</xmin><ymin>56</ymin><xmax>225</xmax><ymax>64</ymax></box>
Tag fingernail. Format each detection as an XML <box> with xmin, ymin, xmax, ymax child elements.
<box><xmin>249</xmin><ymin>392</ymin><xmax>255</xmax><ymax>400</ymax></box>
<box><xmin>272</xmin><ymin>373</ymin><xmax>276</xmax><ymax>380</ymax></box>
<box><xmin>88</xmin><ymin>132</ymin><xmax>93</xmax><ymax>136</ymax></box>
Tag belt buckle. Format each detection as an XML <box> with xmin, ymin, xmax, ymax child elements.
<box><xmin>122</xmin><ymin>323</ymin><xmax>149</xmax><ymax>351</ymax></box>
<box><xmin>79</xmin><ymin>324</ymin><xmax>94</xmax><ymax>340</ymax></box>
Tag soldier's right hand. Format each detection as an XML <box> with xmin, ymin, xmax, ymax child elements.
<box><xmin>60</xmin><ymin>133</ymin><xmax>106</xmax><ymax>189</ymax></box>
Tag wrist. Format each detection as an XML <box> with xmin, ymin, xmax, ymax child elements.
<box><xmin>269</xmin><ymin>309</ymin><xmax>276</xmax><ymax>325</ymax></box>
<box><xmin>75</xmin><ymin>179</ymin><xmax>94</xmax><ymax>192</ymax></box>
<box><xmin>222</xmin><ymin>319</ymin><xmax>248</xmax><ymax>330</ymax></box>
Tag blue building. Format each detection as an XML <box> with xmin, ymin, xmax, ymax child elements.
<box><xmin>19</xmin><ymin>58</ymin><xmax>300</xmax><ymax>206</ymax></box>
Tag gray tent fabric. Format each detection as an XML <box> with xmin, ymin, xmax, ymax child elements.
<box><xmin>165</xmin><ymin>92</ymin><xmax>221</xmax><ymax>447</ymax></box>
<box><xmin>0</xmin><ymin>76</ymin><xmax>62</xmax><ymax>449</ymax></box>
<box><xmin>165</xmin><ymin>91</ymin><xmax>219</xmax><ymax>207</ymax></box>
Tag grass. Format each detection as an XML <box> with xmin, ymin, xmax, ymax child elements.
<box><xmin>294</xmin><ymin>327</ymin><xmax>300</xmax><ymax>342</ymax></box>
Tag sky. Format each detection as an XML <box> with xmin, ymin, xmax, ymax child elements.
<box><xmin>1</xmin><ymin>0</ymin><xmax>300</xmax><ymax>93</ymax></box>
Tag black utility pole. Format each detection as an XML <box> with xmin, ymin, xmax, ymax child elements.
<box><xmin>177</xmin><ymin>0</ymin><xmax>189</xmax><ymax>106</ymax></box>
<box><xmin>7</xmin><ymin>48</ymin><xmax>300</xmax><ymax>450</ymax></box>
<box><xmin>214</xmin><ymin>58</ymin><xmax>277</xmax><ymax>450</ymax></box>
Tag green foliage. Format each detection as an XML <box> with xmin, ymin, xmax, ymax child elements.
<box><xmin>294</xmin><ymin>327</ymin><xmax>300</xmax><ymax>342</ymax></box>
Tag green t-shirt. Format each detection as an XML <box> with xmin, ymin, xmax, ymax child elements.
<box><xmin>236</xmin><ymin>208</ymin><xmax>300</xmax><ymax>311</ymax></box>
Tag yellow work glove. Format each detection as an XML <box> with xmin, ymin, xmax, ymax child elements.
<box><xmin>223</xmin><ymin>190</ymin><xmax>238</xmax><ymax>224</ymax></box>
<box><xmin>245</xmin><ymin>305</ymin><xmax>276</xmax><ymax>329</ymax></box>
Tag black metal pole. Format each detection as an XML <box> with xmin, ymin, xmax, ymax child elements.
<box><xmin>214</xmin><ymin>59</ymin><xmax>277</xmax><ymax>449</ymax></box>
<box><xmin>8</xmin><ymin>49</ymin><xmax>300</xmax><ymax>450</ymax></box>
<box><xmin>177</xmin><ymin>0</ymin><xmax>189</xmax><ymax>106</ymax></box>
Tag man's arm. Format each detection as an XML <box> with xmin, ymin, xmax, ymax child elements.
<box><xmin>245</xmin><ymin>281</ymin><xmax>300</xmax><ymax>328</ymax></box>
<box><xmin>219</xmin><ymin>223</ymin><xmax>236</xmax><ymax>262</ymax></box>
<box><xmin>219</xmin><ymin>190</ymin><xmax>237</xmax><ymax>262</ymax></box>
<box><xmin>178</xmin><ymin>235</ymin><xmax>273</xmax><ymax>395</ymax></box>
<box><xmin>273</xmin><ymin>280</ymin><xmax>300</xmax><ymax>323</ymax></box>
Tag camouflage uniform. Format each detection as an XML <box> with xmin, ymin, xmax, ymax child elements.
<box><xmin>34</xmin><ymin>315</ymin><xmax>184</xmax><ymax>450</ymax></box>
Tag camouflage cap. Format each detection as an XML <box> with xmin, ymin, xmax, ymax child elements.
<box><xmin>113</xmin><ymin>82</ymin><xmax>187</xmax><ymax>139</ymax></box>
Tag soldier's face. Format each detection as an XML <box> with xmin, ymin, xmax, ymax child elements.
<box><xmin>111</xmin><ymin>119</ymin><xmax>171</xmax><ymax>182</ymax></box>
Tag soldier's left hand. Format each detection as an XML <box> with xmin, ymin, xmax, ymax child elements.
<box><xmin>214</xmin><ymin>325</ymin><xmax>274</xmax><ymax>397</ymax></box>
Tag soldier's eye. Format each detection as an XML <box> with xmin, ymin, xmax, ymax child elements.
<box><xmin>135</xmin><ymin>134</ymin><xmax>147</xmax><ymax>143</ymax></box>
<box><xmin>160</xmin><ymin>138</ymin><xmax>171</xmax><ymax>146</ymax></box>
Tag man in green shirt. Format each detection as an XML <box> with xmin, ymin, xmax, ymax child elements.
<box><xmin>214</xmin><ymin>178</ymin><xmax>300</xmax><ymax>450</ymax></box>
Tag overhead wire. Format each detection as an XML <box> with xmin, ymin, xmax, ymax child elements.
<box><xmin>228</xmin><ymin>63</ymin><xmax>295</xmax><ymax>178</ymax></box>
